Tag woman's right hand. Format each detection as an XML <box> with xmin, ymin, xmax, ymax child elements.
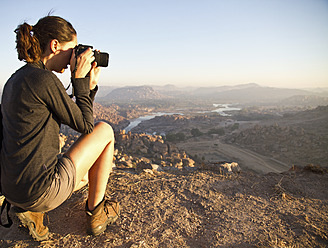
<box><xmin>70</xmin><ymin>48</ymin><xmax>95</xmax><ymax>78</ymax></box>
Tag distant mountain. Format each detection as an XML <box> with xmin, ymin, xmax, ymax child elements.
<box><xmin>303</xmin><ymin>87</ymin><xmax>328</xmax><ymax>95</ymax></box>
<box><xmin>151</xmin><ymin>83</ymin><xmax>315</xmax><ymax>103</ymax></box>
<box><xmin>279</xmin><ymin>95</ymin><xmax>328</xmax><ymax>107</ymax></box>
<box><xmin>193</xmin><ymin>83</ymin><xmax>260</xmax><ymax>96</ymax></box>
<box><xmin>96</xmin><ymin>86</ymin><xmax>118</xmax><ymax>98</ymax></box>
<box><xmin>151</xmin><ymin>84</ymin><xmax>197</xmax><ymax>97</ymax></box>
<box><xmin>96</xmin><ymin>83</ymin><xmax>323</xmax><ymax>105</ymax></box>
<box><xmin>189</xmin><ymin>84</ymin><xmax>311</xmax><ymax>102</ymax></box>
<box><xmin>151</xmin><ymin>84</ymin><xmax>179</xmax><ymax>92</ymax></box>
<box><xmin>100</xmin><ymin>86</ymin><xmax>164</xmax><ymax>101</ymax></box>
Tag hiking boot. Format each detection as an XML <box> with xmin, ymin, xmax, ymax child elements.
<box><xmin>85</xmin><ymin>199</ymin><xmax>120</xmax><ymax>236</ymax></box>
<box><xmin>14</xmin><ymin>208</ymin><xmax>49</xmax><ymax>241</ymax></box>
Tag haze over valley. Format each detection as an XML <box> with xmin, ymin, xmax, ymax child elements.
<box><xmin>63</xmin><ymin>82</ymin><xmax>328</xmax><ymax>173</ymax></box>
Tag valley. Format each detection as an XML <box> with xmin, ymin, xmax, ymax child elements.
<box><xmin>61</xmin><ymin>83</ymin><xmax>328</xmax><ymax>173</ymax></box>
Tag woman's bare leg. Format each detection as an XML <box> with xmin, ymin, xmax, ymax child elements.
<box><xmin>64</xmin><ymin>121</ymin><xmax>115</xmax><ymax>210</ymax></box>
<box><xmin>74</xmin><ymin>173</ymin><xmax>89</xmax><ymax>191</ymax></box>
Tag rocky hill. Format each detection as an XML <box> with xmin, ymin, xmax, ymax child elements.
<box><xmin>225</xmin><ymin>123</ymin><xmax>327</xmax><ymax>166</ymax></box>
<box><xmin>114</xmin><ymin>130</ymin><xmax>196</xmax><ymax>170</ymax></box>
<box><xmin>280</xmin><ymin>105</ymin><xmax>328</xmax><ymax>132</ymax></box>
<box><xmin>225</xmin><ymin>105</ymin><xmax>328</xmax><ymax>167</ymax></box>
<box><xmin>100</xmin><ymin>86</ymin><xmax>165</xmax><ymax>102</ymax></box>
<box><xmin>93</xmin><ymin>103</ymin><xmax>129</xmax><ymax>130</ymax></box>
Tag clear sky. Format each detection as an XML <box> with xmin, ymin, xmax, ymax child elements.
<box><xmin>1</xmin><ymin>0</ymin><xmax>327</xmax><ymax>89</ymax></box>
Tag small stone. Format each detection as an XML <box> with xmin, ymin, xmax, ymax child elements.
<box><xmin>151</xmin><ymin>163</ymin><xmax>164</xmax><ymax>172</ymax></box>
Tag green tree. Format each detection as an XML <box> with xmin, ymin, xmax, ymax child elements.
<box><xmin>207</xmin><ymin>128</ymin><xmax>225</xmax><ymax>136</ymax></box>
<box><xmin>230</xmin><ymin>123</ymin><xmax>239</xmax><ymax>131</ymax></box>
<box><xmin>165</xmin><ymin>132</ymin><xmax>186</xmax><ymax>142</ymax></box>
<box><xmin>191</xmin><ymin>128</ymin><xmax>203</xmax><ymax>137</ymax></box>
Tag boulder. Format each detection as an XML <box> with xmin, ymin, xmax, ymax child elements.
<box><xmin>136</xmin><ymin>160</ymin><xmax>153</xmax><ymax>173</ymax></box>
<box><xmin>152</xmin><ymin>141</ymin><xmax>168</xmax><ymax>155</ymax></box>
<box><xmin>182</xmin><ymin>158</ymin><xmax>195</xmax><ymax>168</ymax></box>
<box><xmin>151</xmin><ymin>163</ymin><xmax>164</xmax><ymax>172</ymax></box>
<box><xmin>202</xmin><ymin>161</ymin><xmax>241</xmax><ymax>174</ymax></box>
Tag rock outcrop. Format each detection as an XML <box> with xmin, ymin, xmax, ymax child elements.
<box><xmin>114</xmin><ymin>130</ymin><xmax>196</xmax><ymax>171</ymax></box>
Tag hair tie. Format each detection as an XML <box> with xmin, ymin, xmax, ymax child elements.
<box><xmin>30</xmin><ymin>25</ymin><xmax>35</xmax><ymax>36</ymax></box>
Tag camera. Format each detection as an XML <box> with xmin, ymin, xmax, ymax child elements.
<box><xmin>75</xmin><ymin>44</ymin><xmax>109</xmax><ymax>67</ymax></box>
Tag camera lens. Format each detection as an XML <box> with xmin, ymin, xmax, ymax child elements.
<box><xmin>94</xmin><ymin>51</ymin><xmax>109</xmax><ymax>67</ymax></box>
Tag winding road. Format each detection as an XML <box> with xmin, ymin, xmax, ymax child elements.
<box><xmin>177</xmin><ymin>139</ymin><xmax>290</xmax><ymax>174</ymax></box>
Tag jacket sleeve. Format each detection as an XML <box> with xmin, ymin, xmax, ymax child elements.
<box><xmin>38</xmin><ymin>72</ymin><xmax>97</xmax><ymax>134</ymax></box>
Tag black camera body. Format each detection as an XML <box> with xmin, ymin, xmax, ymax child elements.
<box><xmin>75</xmin><ymin>44</ymin><xmax>109</xmax><ymax>67</ymax></box>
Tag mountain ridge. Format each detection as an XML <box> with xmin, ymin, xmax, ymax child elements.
<box><xmin>97</xmin><ymin>83</ymin><xmax>324</xmax><ymax>104</ymax></box>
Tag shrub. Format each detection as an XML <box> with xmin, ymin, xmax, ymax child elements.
<box><xmin>231</xmin><ymin>123</ymin><xmax>239</xmax><ymax>131</ymax></box>
<box><xmin>207</xmin><ymin>128</ymin><xmax>225</xmax><ymax>135</ymax></box>
<box><xmin>165</xmin><ymin>132</ymin><xmax>186</xmax><ymax>142</ymax></box>
<box><xmin>191</xmin><ymin>128</ymin><xmax>203</xmax><ymax>137</ymax></box>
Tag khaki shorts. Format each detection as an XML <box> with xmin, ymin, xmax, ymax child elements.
<box><xmin>10</xmin><ymin>156</ymin><xmax>76</xmax><ymax>212</ymax></box>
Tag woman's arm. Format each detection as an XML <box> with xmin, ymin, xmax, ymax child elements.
<box><xmin>39</xmin><ymin>71</ymin><xmax>96</xmax><ymax>134</ymax></box>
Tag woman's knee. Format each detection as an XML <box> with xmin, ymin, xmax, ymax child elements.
<box><xmin>94</xmin><ymin>121</ymin><xmax>115</xmax><ymax>142</ymax></box>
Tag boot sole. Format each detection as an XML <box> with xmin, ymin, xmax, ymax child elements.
<box><xmin>16</xmin><ymin>212</ymin><xmax>49</xmax><ymax>241</ymax></box>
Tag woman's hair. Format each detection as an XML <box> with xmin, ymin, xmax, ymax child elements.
<box><xmin>15</xmin><ymin>16</ymin><xmax>77</xmax><ymax>63</ymax></box>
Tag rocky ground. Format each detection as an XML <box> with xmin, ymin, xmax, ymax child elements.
<box><xmin>1</xmin><ymin>164</ymin><xmax>327</xmax><ymax>247</ymax></box>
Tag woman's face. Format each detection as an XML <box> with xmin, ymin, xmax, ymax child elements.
<box><xmin>52</xmin><ymin>35</ymin><xmax>78</xmax><ymax>73</ymax></box>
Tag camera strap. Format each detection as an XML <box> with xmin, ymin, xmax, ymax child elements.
<box><xmin>71</xmin><ymin>57</ymin><xmax>78</xmax><ymax>78</ymax></box>
<box><xmin>66</xmin><ymin>57</ymin><xmax>78</xmax><ymax>98</ymax></box>
<box><xmin>0</xmin><ymin>199</ymin><xmax>13</xmax><ymax>228</ymax></box>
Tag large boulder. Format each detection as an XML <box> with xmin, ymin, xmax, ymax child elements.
<box><xmin>152</xmin><ymin>141</ymin><xmax>168</xmax><ymax>155</ymax></box>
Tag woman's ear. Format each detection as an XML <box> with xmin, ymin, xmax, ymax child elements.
<box><xmin>49</xmin><ymin>39</ymin><xmax>60</xmax><ymax>53</ymax></box>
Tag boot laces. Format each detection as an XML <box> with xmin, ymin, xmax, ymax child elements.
<box><xmin>104</xmin><ymin>200</ymin><xmax>119</xmax><ymax>217</ymax></box>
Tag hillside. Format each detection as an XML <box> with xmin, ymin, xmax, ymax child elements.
<box><xmin>1</xmin><ymin>164</ymin><xmax>327</xmax><ymax>247</ymax></box>
<box><xmin>228</xmin><ymin>105</ymin><xmax>328</xmax><ymax>164</ymax></box>
<box><xmin>100</xmin><ymin>86</ymin><xmax>165</xmax><ymax>102</ymax></box>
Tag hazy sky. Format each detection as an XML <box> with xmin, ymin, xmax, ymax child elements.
<box><xmin>1</xmin><ymin>0</ymin><xmax>327</xmax><ymax>89</ymax></box>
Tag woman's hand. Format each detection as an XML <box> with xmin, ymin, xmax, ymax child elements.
<box><xmin>89</xmin><ymin>61</ymin><xmax>101</xmax><ymax>90</ymax></box>
<box><xmin>70</xmin><ymin>48</ymin><xmax>95</xmax><ymax>78</ymax></box>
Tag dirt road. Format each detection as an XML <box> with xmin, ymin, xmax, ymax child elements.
<box><xmin>177</xmin><ymin>139</ymin><xmax>290</xmax><ymax>174</ymax></box>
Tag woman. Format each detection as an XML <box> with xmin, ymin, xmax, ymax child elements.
<box><xmin>0</xmin><ymin>15</ymin><xmax>119</xmax><ymax>240</ymax></box>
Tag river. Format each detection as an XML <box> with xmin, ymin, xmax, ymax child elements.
<box><xmin>124</xmin><ymin>112</ymin><xmax>182</xmax><ymax>132</ymax></box>
<box><xmin>211</xmin><ymin>104</ymin><xmax>241</xmax><ymax>116</ymax></box>
<box><xmin>124</xmin><ymin>104</ymin><xmax>241</xmax><ymax>132</ymax></box>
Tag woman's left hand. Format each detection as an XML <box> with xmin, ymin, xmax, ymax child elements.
<box><xmin>89</xmin><ymin>61</ymin><xmax>101</xmax><ymax>90</ymax></box>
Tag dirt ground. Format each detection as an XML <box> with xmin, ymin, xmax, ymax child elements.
<box><xmin>1</xmin><ymin>165</ymin><xmax>327</xmax><ymax>247</ymax></box>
